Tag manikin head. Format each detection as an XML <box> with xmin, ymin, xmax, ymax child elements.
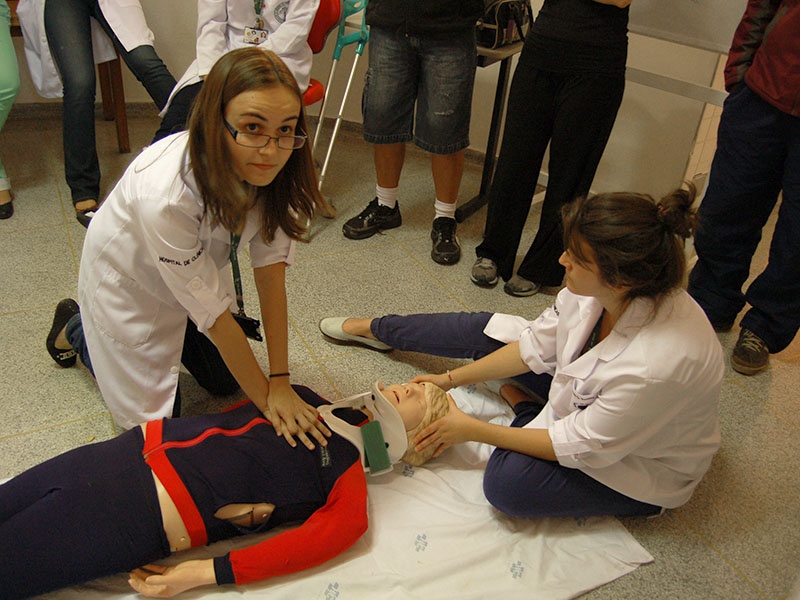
<box><xmin>377</xmin><ymin>382</ymin><xmax>450</xmax><ymax>466</ymax></box>
<box><xmin>319</xmin><ymin>381</ymin><xmax>450</xmax><ymax>471</ymax></box>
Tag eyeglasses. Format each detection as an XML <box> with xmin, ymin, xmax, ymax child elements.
<box><xmin>223</xmin><ymin>119</ymin><xmax>307</xmax><ymax>150</ymax></box>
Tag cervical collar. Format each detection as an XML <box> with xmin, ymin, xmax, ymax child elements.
<box><xmin>318</xmin><ymin>381</ymin><xmax>408</xmax><ymax>476</ymax></box>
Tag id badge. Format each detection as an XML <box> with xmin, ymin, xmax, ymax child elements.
<box><xmin>243</xmin><ymin>26</ymin><xmax>269</xmax><ymax>45</ymax></box>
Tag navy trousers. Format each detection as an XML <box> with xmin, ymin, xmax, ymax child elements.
<box><xmin>688</xmin><ymin>84</ymin><xmax>800</xmax><ymax>352</ymax></box>
<box><xmin>0</xmin><ymin>428</ymin><xmax>168</xmax><ymax>599</ymax></box>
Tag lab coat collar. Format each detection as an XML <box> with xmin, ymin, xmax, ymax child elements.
<box><xmin>558</xmin><ymin>295</ymin><xmax>657</xmax><ymax>379</ymax></box>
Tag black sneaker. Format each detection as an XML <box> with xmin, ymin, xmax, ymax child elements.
<box><xmin>342</xmin><ymin>198</ymin><xmax>401</xmax><ymax>240</ymax></box>
<box><xmin>731</xmin><ymin>328</ymin><xmax>769</xmax><ymax>375</ymax></box>
<box><xmin>430</xmin><ymin>217</ymin><xmax>461</xmax><ymax>265</ymax></box>
<box><xmin>46</xmin><ymin>299</ymin><xmax>80</xmax><ymax>368</ymax></box>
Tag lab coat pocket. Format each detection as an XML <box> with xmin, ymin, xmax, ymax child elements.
<box><xmin>92</xmin><ymin>270</ymin><xmax>160</xmax><ymax>348</ymax></box>
<box><xmin>570</xmin><ymin>381</ymin><xmax>600</xmax><ymax>411</ymax></box>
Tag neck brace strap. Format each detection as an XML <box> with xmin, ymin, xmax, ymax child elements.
<box><xmin>318</xmin><ymin>381</ymin><xmax>408</xmax><ymax>476</ymax></box>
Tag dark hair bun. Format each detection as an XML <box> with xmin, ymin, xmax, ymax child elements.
<box><xmin>655</xmin><ymin>182</ymin><xmax>698</xmax><ymax>239</ymax></box>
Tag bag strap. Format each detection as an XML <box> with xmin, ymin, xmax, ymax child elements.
<box><xmin>511</xmin><ymin>0</ymin><xmax>533</xmax><ymax>39</ymax></box>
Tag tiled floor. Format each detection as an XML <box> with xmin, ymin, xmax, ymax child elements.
<box><xmin>0</xmin><ymin>110</ymin><xmax>798</xmax><ymax>599</ymax></box>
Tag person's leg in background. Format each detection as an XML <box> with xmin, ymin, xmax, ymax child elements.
<box><xmin>89</xmin><ymin>3</ymin><xmax>175</xmax><ymax>111</ymax></box>
<box><xmin>0</xmin><ymin>0</ymin><xmax>20</xmax><ymax>219</ymax></box>
<box><xmin>474</xmin><ymin>38</ymin><xmax>555</xmax><ymax>288</ymax></box>
<box><xmin>416</xmin><ymin>30</ymin><xmax>476</xmax><ymax>265</ymax></box>
<box><xmin>514</xmin><ymin>70</ymin><xmax>625</xmax><ymax>291</ymax></box>
<box><xmin>342</xmin><ymin>27</ymin><xmax>415</xmax><ymax>240</ymax></box>
<box><xmin>152</xmin><ymin>81</ymin><xmax>203</xmax><ymax>143</ymax></box>
<box><xmin>735</xmin><ymin>103</ymin><xmax>800</xmax><ymax>370</ymax></box>
<box><xmin>44</xmin><ymin>0</ymin><xmax>101</xmax><ymax>220</ymax></box>
<box><xmin>688</xmin><ymin>85</ymin><xmax>787</xmax><ymax>374</ymax></box>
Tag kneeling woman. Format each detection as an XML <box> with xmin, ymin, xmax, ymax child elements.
<box><xmin>321</xmin><ymin>186</ymin><xmax>724</xmax><ymax>518</ymax></box>
<box><xmin>0</xmin><ymin>382</ymin><xmax>449</xmax><ymax>598</ymax></box>
<box><xmin>46</xmin><ymin>48</ymin><xmax>327</xmax><ymax>447</ymax></box>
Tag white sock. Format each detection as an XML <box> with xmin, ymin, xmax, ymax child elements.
<box><xmin>434</xmin><ymin>198</ymin><xmax>456</xmax><ymax>220</ymax></box>
<box><xmin>376</xmin><ymin>185</ymin><xmax>399</xmax><ymax>209</ymax></box>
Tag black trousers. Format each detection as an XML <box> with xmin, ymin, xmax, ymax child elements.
<box><xmin>476</xmin><ymin>37</ymin><xmax>625</xmax><ymax>286</ymax></box>
<box><xmin>176</xmin><ymin>318</ymin><xmax>240</xmax><ymax>416</ymax></box>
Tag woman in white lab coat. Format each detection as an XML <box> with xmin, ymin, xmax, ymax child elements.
<box><xmin>320</xmin><ymin>185</ymin><xmax>724</xmax><ymax>518</ymax></box>
<box><xmin>17</xmin><ymin>0</ymin><xmax>176</xmax><ymax>226</ymax></box>
<box><xmin>47</xmin><ymin>47</ymin><xmax>330</xmax><ymax>449</ymax></box>
<box><xmin>153</xmin><ymin>0</ymin><xmax>319</xmax><ymax>142</ymax></box>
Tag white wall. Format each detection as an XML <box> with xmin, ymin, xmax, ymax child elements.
<box><xmin>11</xmin><ymin>0</ymin><xmax>720</xmax><ymax>197</ymax></box>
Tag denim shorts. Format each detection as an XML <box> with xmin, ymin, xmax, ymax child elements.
<box><xmin>362</xmin><ymin>27</ymin><xmax>476</xmax><ymax>155</ymax></box>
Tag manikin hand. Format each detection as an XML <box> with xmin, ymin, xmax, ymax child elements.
<box><xmin>128</xmin><ymin>560</ymin><xmax>215</xmax><ymax>597</ymax></box>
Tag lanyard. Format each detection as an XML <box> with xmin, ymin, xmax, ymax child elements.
<box><xmin>253</xmin><ymin>0</ymin><xmax>263</xmax><ymax>16</ymax></box>
<box><xmin>583</xmin><ymin>310</ymin><xmax>605</xmax><ymax>354</ymax></box>
<box><xmin>230</xmin><ymin>232</ymin><xmax>246</xmax><ymax>315</ymax></box>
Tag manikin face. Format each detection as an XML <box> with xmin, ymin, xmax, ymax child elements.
<box><xmin>223</xmin><ymin>86</ymin><xmax>300</xmax><ymax>188</ymax></box>
<box><xmin>379</xmin><ymin>383</ymin><xmax>427</xmax><ymax>431</ymax></box>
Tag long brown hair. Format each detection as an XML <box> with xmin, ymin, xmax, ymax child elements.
<box><xmin>187</xmin><ymin>47</ymin><xmax>323</xmax><ymax>241</ymax></box>
<box><xmin>561</xmin><ymin>183</ymin><xmax>699</xmax><ymax>304</ymax></box>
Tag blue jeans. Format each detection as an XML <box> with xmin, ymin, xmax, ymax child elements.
<box><xmin>44</xmin><ymin>0</ymin><xmax>176</xmax><ymax>204</ymax></box>
<box><xmin>688</xmin><ymin>84</ymin><xmax>800</xmax><ymax>352</ymax></box>
<box><xmin>361</xmin><ymin>27</ymin><xmax>475</xmax><ymax>154</ymax></box>
<box><xmin>370</xmin><ymin>312</ymin><xmax>661</xmax><ymax>518</ymax></box>
<box><xmin>0</xmin><ymin>0</ymin><xmax>20</xmax><ymax>186</ymax></box>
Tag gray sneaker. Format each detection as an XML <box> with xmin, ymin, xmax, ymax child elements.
<box><xmin>504</xmin><ymin>275</ymin><xmax>541</xmax><ymax>297</ymax></box>
<box><xmin>471</xmin><ymin>257</ymin><xmax>498</xmax><ymax>287</ymax></box>
<box><xmin>731</xmin><ymin>328</ymin><xmax>769</xmax><ymax>375</ymax></box>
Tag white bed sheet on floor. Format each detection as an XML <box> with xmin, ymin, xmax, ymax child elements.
<box><xmin>31</xmin><ymin>383</ymin><xmax>654</xmax><ymax>600</ymax></box>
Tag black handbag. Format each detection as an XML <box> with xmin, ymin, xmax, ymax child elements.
<box><xmin>476</xmin><ymin>0</ymin><xmax>533</xmax><ymax>49</ymax></box>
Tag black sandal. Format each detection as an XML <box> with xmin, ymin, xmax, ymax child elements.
<box><xmin>0</xmin><ymin>190</ymin><xmax>14</xmax><ymax>220</ymax></box>
<box><xmin>75</xmin><ymin>202</ymin><xmax>98</xmax><ymax>228</ymax></box>
<box><xmin>46</xmin><ymin>299</ymin><xmax>80</xmax><ymax>368</ymax></box>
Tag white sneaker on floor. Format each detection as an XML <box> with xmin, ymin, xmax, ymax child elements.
<box><xmin>319</xmin><ymin>317</ymin><xmax>393</xmax><ymax>352</ymax></box>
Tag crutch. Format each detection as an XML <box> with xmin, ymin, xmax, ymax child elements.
<box><xmin>312</xmin><ymin>0</ymin><xmax>370</xmax><ymax>191</ymax></box>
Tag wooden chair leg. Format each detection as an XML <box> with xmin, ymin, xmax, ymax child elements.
<box><xmin>97</xmin><ymin>56</ymin><xmax>131</xmax><ymax>154</ymax></box>
<box><xmin>97</xmin><ymin>61</ymin><xmax>115</xmax><ymax>121</ymax></box>
<box><xmin>108</xmin><ymin>58</ymin><xmax>130</xmax><ymax>153</ymax></box>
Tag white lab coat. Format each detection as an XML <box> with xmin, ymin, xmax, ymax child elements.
<box><xmin>16</xmin><ymin>0</ymin><xmax>155</xmax><ymax>98</ymax></box>
<box><xmin>163</xmin><ymin>0</ymin><xmax>318</xmax><ymax>114</ymax></box>
<box><xmin>484</xmin><ymin>288</ymin><xmax>723</xmax><ymax>508</ymax></box>
<box><xmin>78</xmin><ymin>133</ymin><xmax>295</xmax><ymax>429</ymax></box>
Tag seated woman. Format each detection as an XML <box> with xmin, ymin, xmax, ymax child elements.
<box><xmin>320</xmin><ymin>185</ymin><xmax>724</xmax><ymax>519</ymax></box>
<box><xmin>0</xmin><ymin>381</ymin><xmax>449</xmax><ymax>598</ymax></box>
